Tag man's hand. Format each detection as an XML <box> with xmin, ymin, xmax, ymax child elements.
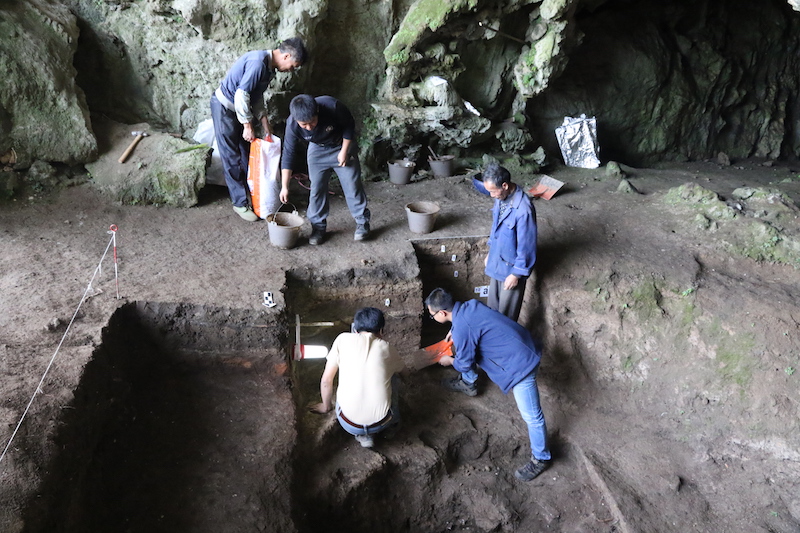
<box><xmin>438</xmin><ymin>355</ymin><xmax>454</xmax><ymax>367</ymax></box>
<box><xmin>309</xmin><ymin>402</ymin><xmax>331</xmax><ymax>414</ymax></box>
<box><xmin>243</xmin><ymin>123</ymin><xmax>256</xmax><ymax>142</ymax></box>
<box><xmin>503</xmin><ymin>274</ymin><xmax>519</xmax><ymax>290</ymax></box>
<box><xmin>338</xmin><ymin>138</ymin><xmax>352</xmax><ymax>167</ymax></box>
<box><xmin>279</xmin><ymin>186</ymin><xmax>290</xmax><ymax>204</ymax></box>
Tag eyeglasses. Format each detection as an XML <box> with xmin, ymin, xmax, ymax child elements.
<box><xmin>428</xmin><ymin>309</ymin><xmax>442</xmax><ymax>320</ymax></box>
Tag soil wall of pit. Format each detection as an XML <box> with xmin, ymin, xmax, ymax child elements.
<box><xmin>20</xmin><ymin>302</ymin><xmax>295</xmax><ymax>533</ymax></box>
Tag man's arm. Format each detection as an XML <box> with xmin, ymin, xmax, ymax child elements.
<box><xmin>280</xmin><ymin>121</ymin><xmax>298</xmax><ymax>203</ymax></box>
<box><xmin>279</xmin><ymin>169</ymin><xmax>293</xmax><ymax>204</ymax></box>
<box><xmin>234</xmin><ymin>57</ymin><xmax>270</xmax><ymax>141</ymax></box>
<box><xmin>310</xmin><ymin>358</ymin><xmax>338</xmax><ymax>413</ymax></box>
<box><xmin>234</xmin><ymin>87</ymin><xmax>256</xmax><ymax>142</ymax></box>
<box><xmin>510</xmin><ymin>206</ymin><xmax>537</xmax><ymax>282</ymax></box>
<box><xmin>472</xmin><ymin>176</ymin><xmax>490</xmax><ymax>196</ymax></box>
<box><xmin>338</xmin><ymin>138</ymin><xmax>351</xmax><ymax>167</ymax></box>
<box><xmin>449</xmin><ymin>323</ymin><xmax>478</xmax><ymax>374</ymax></box>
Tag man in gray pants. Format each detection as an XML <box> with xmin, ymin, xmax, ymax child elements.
<box><xmin>279</xmin><ymin>94</ymin><xmax>370</xmax><ymax>244</ymax></box>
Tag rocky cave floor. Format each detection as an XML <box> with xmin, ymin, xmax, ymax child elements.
<box><xmin>1</xmin><ymin>158</ymin><xmax>799</xmax><ymax>532</ymax></box>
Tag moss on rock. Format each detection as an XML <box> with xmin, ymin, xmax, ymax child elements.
<box><xmin>384</xmin><ymin>0</ymin><xmax>479</xmax><ymax>66</ymax></box>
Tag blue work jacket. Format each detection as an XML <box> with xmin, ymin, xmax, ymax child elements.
<box><xmin>451</xmin><ymin>300</ymin><xmax>541</xmax><ymax>393</ymax></box>
<box><xmin>473</xmin><ymin>178</ymin><xmax>537</xmax><ymax>281</ymax></box>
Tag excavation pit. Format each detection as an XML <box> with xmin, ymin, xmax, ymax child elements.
<box><xmin>19</xmin><ymin>244</ymin><xmax>591</xmax><ymax>533</ymax></box>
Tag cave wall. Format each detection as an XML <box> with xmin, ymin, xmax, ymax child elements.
<box><xmin>0</xmin><ymin>0</ymin><xmax>96</xmax><ymax>167</ymax></box>
<box><xmin>2</xmin><ymin>0</ymin><xmax>800</xmax><ymax>174</ymax></box>
<box><xmin>66</xmin><ymin>0</ymin><xmax>327</xmax><ymax>132</ymax></box>
<box><xmin>527</xmin><ymin>0</ymin><xmax>800</xmax><ymax>165</ymax></box>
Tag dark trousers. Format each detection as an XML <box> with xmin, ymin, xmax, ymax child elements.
<box><xmin>488</xmin><ymin>276</ymin><xmax>527</xmax><ymax>322</ymax></box>
<box><xmin>210</xmin><ymin>95</ymin><xmax>250</xmax><ymax>207</ymax></box>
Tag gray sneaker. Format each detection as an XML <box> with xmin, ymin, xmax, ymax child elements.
<box><xmin>354</xmin><ymin>223</ymin><xmax>370</xmax><ymax>241</ymax></box>
<box><xmin>442</xmin><ymin>375</ymin><xmax>478</xmax><ymax>397</ymax></box>
<box><xmin>514</xmin><ymin>458</ymin><xmax>550</xmax><ymax>481</ymax></box>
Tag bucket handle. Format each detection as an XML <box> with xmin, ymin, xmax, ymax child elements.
<box><xmin>271</xmin><ymin>202</ymin><xmax>299</xmax><ymax>221</ymax></box>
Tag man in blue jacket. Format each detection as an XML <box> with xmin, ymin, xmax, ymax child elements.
<box><xmin>425</xmin><ymin>287</ymin><xmax>552</xmax><ymax>481</ymax></box>
<box><xmin>211</xmin><ymin>38</ymin><xmax>307</xmax><ymax>222</ymax></box>
<box><xmin>279</xmin><ymin>94</ymin><xmax>370</xmax><ymax>244</ymax></box>
<box><xmin>473</xmin><ymin>163</ymin><xmax>537</xmax><ymax>321</ymax></box>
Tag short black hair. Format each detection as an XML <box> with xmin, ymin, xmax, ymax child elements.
<box><xmin>279</xmin><ymin>37</ymin><xmax>309</xmax><ymax>65</ymax></box>
<box><xmin>353</xmin><ymin>307</ymin><xmax>385</xmax><ymax>334</ymax></box>
<box><xmin>482</xmin><ymin>163</ymin><xmax>512</xmax><ymax>188</ymax></box>
<box><xmin>289</xmin><ymin>94</ymin><xmax>318</xmax><ymax>122</ymax></box>
<box><xmin>425</xmin><ymin>288</ymin><xmax>455</xmax><ymax>313</ymax></box>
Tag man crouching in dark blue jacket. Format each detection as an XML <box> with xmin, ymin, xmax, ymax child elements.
<box><xmin>425</xmin><ymin>287</ymin><xmax>552</xmax><ymax>481</ymax></box>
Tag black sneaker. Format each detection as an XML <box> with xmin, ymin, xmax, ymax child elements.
<box><xmin>442</xmin><ymin>375</ymin><xmax>478</xmax><ymax>397</ymax></box>
<box><xmin>354</xmin><ymin>223</ymin><xmax>370</xmax><ymax>241</ymax></box>
<box><xmin>309</xmin><ymin>226</ymin><xmax>326</xmax><ymax>246</ymax></box>
<box><xmin>514</xmin><ymin>458</ymin><xmax>550</xmax><ymax>482</ymax></box>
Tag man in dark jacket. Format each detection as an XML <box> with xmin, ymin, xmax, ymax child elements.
<box><xmin>473</xmin><ymin>163</ymin><xmax>537</xmax><ymax>321</ymax></box>
<box><xmin>279</xmin><ymin>94</ymin><xmax>370</xmax><ymax>244</ymax></box>
<box><xmin>425</xmin><ymin>287</ymin><xmax>552</xmax><ymax>481</ymax></box>
<box><xmin>211</xmin><ymin>38</ymin><xmax>307</xmax><ymax>221</ymax></box>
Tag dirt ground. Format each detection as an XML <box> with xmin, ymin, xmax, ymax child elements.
<box><xmin>1</xmin><ymin>156</ymin><xmax>800</xmax><ymax>532</ymax></box>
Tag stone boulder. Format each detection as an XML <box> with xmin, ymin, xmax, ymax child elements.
<box><xmin>0</xmin><ymin>0</ymin><xmax>97</xmax><ymax>166</ymax></box>
<box><xmin>86</xmin><ymin>120</ymin><xmax>207</xmax><ymax>208</ymax></box>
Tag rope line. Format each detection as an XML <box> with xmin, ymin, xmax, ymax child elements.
<box><xmin>292</xmin><ymin>172</ymin><xmax>336</xmax><ymax>194</ymax></box>
<box><xmin>0</xmin><ymin>231</ymin><xmax>116</xmax><ymax>466</ymax></box>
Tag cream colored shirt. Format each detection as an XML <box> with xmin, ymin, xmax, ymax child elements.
<box><xmin>328</xmin><ymin>332</ymin><xmax>403</xmax><ymax>425</ymax></box>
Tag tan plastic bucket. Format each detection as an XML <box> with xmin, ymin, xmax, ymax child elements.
<box><xmin>429</xmin><ymin>155</ymin><xmax>454</xmax><ymax>177</ymax></box>
<box><xmin>388</xmin><ymin>159</ymin><xmax>415</xmax><ymax>184</ymax></box>
<box><xmin>266</xmin><ymin>204</ymin><xmax>304</xmax><ymax>249</ymax></box>
<box><xmin>405</xmin><ymin>201</ymin><xmax>440</xmax><ymax>234</ymax></box>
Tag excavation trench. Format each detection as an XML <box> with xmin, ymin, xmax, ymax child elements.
<box><xmin>21</xmin><ymin>237</ymin><xmax>578</xmax><ymax>532</ymax></box>
<box><xmin>22</xmin><ymin>235</ymin><xmax>747</xmax><ymax>532</ymax></box>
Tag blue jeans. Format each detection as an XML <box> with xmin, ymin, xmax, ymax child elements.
<box><xmin>511</xmin><ymin>368</ymin><xmax>551</xmax><ymax>461</ymax></box>
<box><xmin>336</xmin><ymin>375</ymin><xmax>400</xmax><ymax>437</ymax></box>
<box><xmin>306</xmin><ymin>143</ymin><xmax>370</xmax><ymax>229</ymax></box>
<box><xmin>461</xmin><ymin>367</ymin><xmax>550</xmax><ymax>461</ymax></box>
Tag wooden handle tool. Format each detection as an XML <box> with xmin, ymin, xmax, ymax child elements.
<box><xmin>118</xmin><ymin>131</ymin><xmax>147</xmax><ymax>163</ymax></box>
